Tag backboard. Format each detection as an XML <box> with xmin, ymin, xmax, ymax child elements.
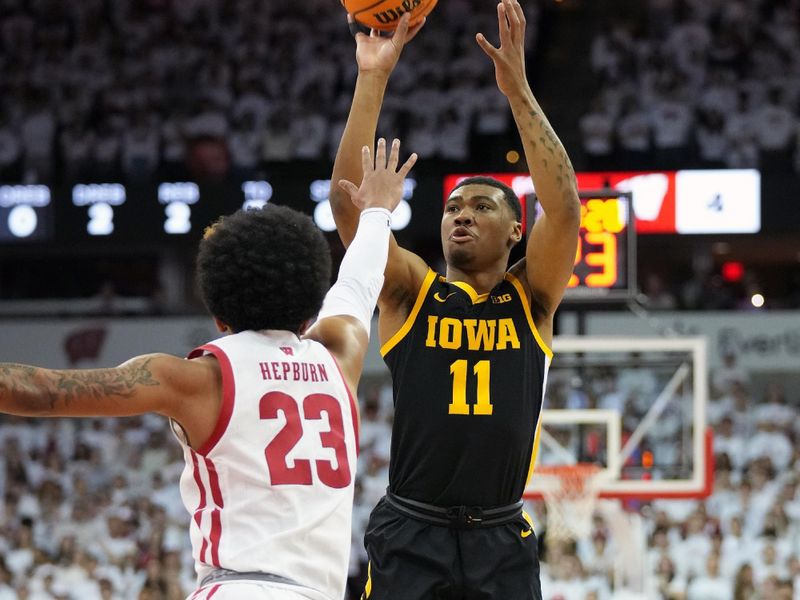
<box><xmin>526</xmin><ymin>336</ymin><xmax>712</xmax><ymax>500</ymax></box>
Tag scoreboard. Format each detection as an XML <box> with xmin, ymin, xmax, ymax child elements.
<box><xmin>557</xmin><ymin>190</ymin><xmax>635</xmax><ymax>301</ymax></box>
<box><xmin>0</xmin><ymin>174</ymin><xmax>423</xmax><ymax>250</ymax></box>
<box><xmin>0</xmin><ymin>181</ymin><xmax>275</xmax><ymax>246</ymax></box>
<box><xmin>444</xmin><ymin>169</ymin><xmax>761</xmax><ymax>235</ymax></box>
<box><xmin>443</xmin><ymin>168</ymin><xmax>763</xmax><ymax>301</ymax></box>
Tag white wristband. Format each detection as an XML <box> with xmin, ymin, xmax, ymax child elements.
<box><xmin>360</xmin><ymin>207</ymin><xmax>392</xmax><ymax>225</ymax></box>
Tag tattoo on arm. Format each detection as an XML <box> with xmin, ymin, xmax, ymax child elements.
<box><xmin>527</xmin><ymin>108</ymin><xmax>575</xmax><ymax>186</ymax></box>
<box><xmin>0</xmin><ymin>358</ymin><xmax>160</xmax><ymax>414</ymax></box>
<box><xmin>52</xmin><ymin>358</ymin><xmax>160</xmax><ymax>406</ymax></box>
<box><xmin>0</xmin><ymin>363</ymin><xmax>37</xmax><ymax>395</ymax></box>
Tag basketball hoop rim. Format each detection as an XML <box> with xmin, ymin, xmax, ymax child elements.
<box><xmin>524</xmin><ymin>428</ymin><xmax>715</xmax><ymax>501</ymax></box>
<box><xmin>535</xmin><ymin>463</ymin><xmax>602</xmax><ymax>477</ymax></box>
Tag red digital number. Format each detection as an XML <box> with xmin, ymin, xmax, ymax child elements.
<box><xmin>304</xmin><ymin>394</ymin><xmax>352</xmax><ymax>489</ymax></box>
<box><xmin>260</xmin><ymin>391</ymin><xmax>352</xmax><ymax>489</ymax></box>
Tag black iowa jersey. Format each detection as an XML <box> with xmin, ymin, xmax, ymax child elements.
<box><xmin>382</xmin><ymin>269</ymin><xmax>552</xmax><ymax>508</ymax></box>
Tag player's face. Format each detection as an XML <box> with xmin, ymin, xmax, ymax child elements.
<box><xmin>441</xmin><ymin>184</ymin><xmax>521</xmax><ymax>270</ymax></box>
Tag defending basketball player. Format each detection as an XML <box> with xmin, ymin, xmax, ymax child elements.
<box><xmin>330</xmin><ymin>2</ymin><xmax>580</xmax><ymax>598</ymax></box>
<box><xmin>0</xmin><ymin>139</ymin><xmax>417</xmax><ymax>600</ymax></box>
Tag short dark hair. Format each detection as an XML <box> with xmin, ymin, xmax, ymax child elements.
<box><xmin>196</xmin><ymin>205</ymin><xmax>331</xmax><ymax>333</ymax></box>
<box><xmin>449</xmin><ymin>176</ymin><xmax>522</xmax><ymax>222</ymax></box>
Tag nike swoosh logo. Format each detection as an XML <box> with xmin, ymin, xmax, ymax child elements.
<box><xmin>434</xmin><ymin>292</ymin><xmax>456</xmax><ymax>303</ymax></box>
<box><xmin>521</xmin><ymin>510</ymin><xmax>534</xmax><ymax>538</ymax></box>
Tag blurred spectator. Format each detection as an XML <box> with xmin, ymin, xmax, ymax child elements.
<box><xmin>20</xmin><ymin>90</ymin><xmax>55</xmax><ymax>182</ymax></box>
<box><xmin>616</xmin><ymin>98</ymin><xmax>652</xmax><ymax>169</ymax></box>
<box><xmin>0</xmin><ymin>111</ymin><xmax>21</xmax><ymax>180</ymax></box>
<box><xmin>752</xmin><ymin>88</ymin><xmax>796</xmax><ymax>172</ymax></box>
<box><xmin>641</xmin><ymin>273</ymin><xmax>678</xmax><ymax>310</ymax></box>
<box><xmin>262</xmin><ymin>108</ymin><xmax>293</xmax><ymax>163</ymax></box>
<box><xmin>732</xmin><ymin>563</ymin><xmax>756</xmax><ymax>600</ymax></box>
<box><xmin>711</xmin><ymin>352</ymin><xmax>750</xmax><ymax>399</ymax></box>
<box><xmin>650</xmin><ymin>95</ymin><xmax>693</xmax><ymax>169</ymax></box>
<box><xmin>579</xmin><ymin>98</ymin><xmax>615</xmax><ymax>169</ymax></box>
<box><xmin>686</xmin><ymin>553</ymin><xmax>729</xmax><ymax>600</ymax></box>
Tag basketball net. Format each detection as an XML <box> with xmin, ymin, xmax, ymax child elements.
<box><xmin>537</xmin><ymin>463</ymin><xmax>604</xmax><ymax>543</ymax></box>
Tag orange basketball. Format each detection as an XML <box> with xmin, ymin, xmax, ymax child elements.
<box><xmin>342</xmin><ymin>0</ymin><xmax>437</xmax><ymax>32</ymax></box>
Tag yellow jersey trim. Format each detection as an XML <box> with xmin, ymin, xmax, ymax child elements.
<box><xmin>364</xmin><ymin>561</ymin><xmax>373</xmax><ymax>597</ymax></box>
<box><xmin>525</xmin><ymin>410</ymin><xmax>544</xmax><ymax>486</ymax></box>
<box><xmin>450</xmin><ymin>280</ymin><xmax>489</xmax><ymax>304</ymax></box>
<box><xmin>380</xmin><ymin>269</ymin><xmax>437</xmax><ymax>357</ymax></box>
<box><xmin>504</xmin><ymin>273</ymin><xmax>554</xmax><ymax>359</ymax></box>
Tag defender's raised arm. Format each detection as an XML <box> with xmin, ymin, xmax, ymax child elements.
<box><xmin>306</xmin><ymin>138</ymin><xmax>417</xmax><ymax>391</ymax></box>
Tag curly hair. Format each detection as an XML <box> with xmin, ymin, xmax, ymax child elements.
<box><xmin>449</xmin><ymin>176</ymin><xmax>522</xmax><ymax>222</ymax></box>
<box><xmin>196</xmin><ymin>205</ymin><xmax>331</xmax><ymax>333</ymax></box>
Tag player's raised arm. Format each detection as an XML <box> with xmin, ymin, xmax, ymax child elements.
<box><xmin>477</xmin><ymin>0</ymin><xmax>580</xmax><ymax>317</ymax></box>
<box><xmin>331</xmin><ymin>13</ymin><xmax>430</xmax><ymax>328</ymax></box>
<box><xmin>329</xmin><ymin>14</ymin><xmax>423</xmax><ymax>246</ymax></box>
<box><xmin>0</xmin><ymin>354</ymin><xmax>215</xmax><ymax>420</ymax></box>
<box><xmin>307</xmin><ymin>138</ymin><xmax>417</xmax><ymax>393</ymax></box>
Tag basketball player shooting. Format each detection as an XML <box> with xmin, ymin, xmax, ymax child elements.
<box><xmin>0</xmin><ymin>139</ymin><xmax>417</xmax><ymax>600</ymax></box>
<box><xmin>330</xmin><ymin>2</ymin><xmax>580</xmax><ymax>598</ymax></box>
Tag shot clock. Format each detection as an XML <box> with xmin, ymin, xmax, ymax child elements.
<box><xmin>519</xmin><ymin>189</ymin><xmax>635</xmax><ymax>301</ymax></box>
<box><xmin>547</xmin><ymin>190</ymin><xmax>635</xmax><ymax>301</ymax></box>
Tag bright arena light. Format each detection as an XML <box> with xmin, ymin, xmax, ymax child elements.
<box><xmin>751</xmin><ymin>293</ymin><xmax>765</xmax><ymax>308</ymax></box>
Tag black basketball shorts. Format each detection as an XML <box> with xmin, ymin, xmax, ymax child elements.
<box><xmin>361</xmin><ymin>496</ymin><xmax>542</xmax><ymax>600</ymax></box>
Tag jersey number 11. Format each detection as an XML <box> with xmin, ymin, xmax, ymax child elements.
<box><xmin>449</xmin><ymin>359</ymin><xmax>493</xmax><ymax>416</ymax></box>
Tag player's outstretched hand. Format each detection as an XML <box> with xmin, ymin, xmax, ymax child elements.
<box><xmin>351</xmin><ymin>13</ymin><xmax>426</xmax><ymax>76</ymax></box>
<box><xmin>338</xmin><ymin>138</ymin><xmax>417</xmax><ymax>213</ymax></box>
<box><xmin>476</xmin><ymin>0</ymin><xmax>528</xmax><ymax>98</ymax></box>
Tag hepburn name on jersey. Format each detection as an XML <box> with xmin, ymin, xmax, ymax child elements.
<box><xmin>259</xmin><ymin>360</ymin><xmax>329</xmax><ymax>382</ymax></box>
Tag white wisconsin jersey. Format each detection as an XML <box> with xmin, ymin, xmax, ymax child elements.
<box><xmin>173</xmin><ymin>330</ymin><xmax>359</xmax><ymax>600</ymax></box>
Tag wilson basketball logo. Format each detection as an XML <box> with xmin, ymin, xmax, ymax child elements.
<box><xmin>343</xmin><ymin>0</ymin><xmax>437</xmax><ymax>31</ymax></box>
<box><xmin>373</xmin><ymin>0</ymin><xmax>422</xmax><ymax>25</ymax></box>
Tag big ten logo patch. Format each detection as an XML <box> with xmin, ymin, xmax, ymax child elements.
<box><xmin>491</xmin><ymin>293</ymin><xmax>512</xmax><ymax>304</ymax></box>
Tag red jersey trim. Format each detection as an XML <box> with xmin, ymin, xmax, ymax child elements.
<box><xmin>206</xmin><ymin>585</ymin><xmax>222</xmax><ymax>599</ymax></box>
<box><xmin>204</xmin><ymin>456</ymin><xmax>225</xmax><ymax>568</ymax></box>
<box><xmin>188</xmin><ymin>343</ymin><xmax>235</xmax><ymax>456</ymax></box>
<box><xmin>324</xmin><ymin>349</ymin><xmax>360</xmax><ymax>456</ymax></box>
<box><xmin>189</xmin><ymin>583</ymin><xmax>221</xmax><ymax>600</ymax></box>
<box><xmin>189</xmin><ymin>450</ymin><xmax>210</xmax><ymax>564</ymax></box>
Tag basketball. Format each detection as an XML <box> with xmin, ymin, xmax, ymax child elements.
<box><xmin>342</xmin><ymin>0</ymin><xmax>438</xmax><ymax>32</ymax></box>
